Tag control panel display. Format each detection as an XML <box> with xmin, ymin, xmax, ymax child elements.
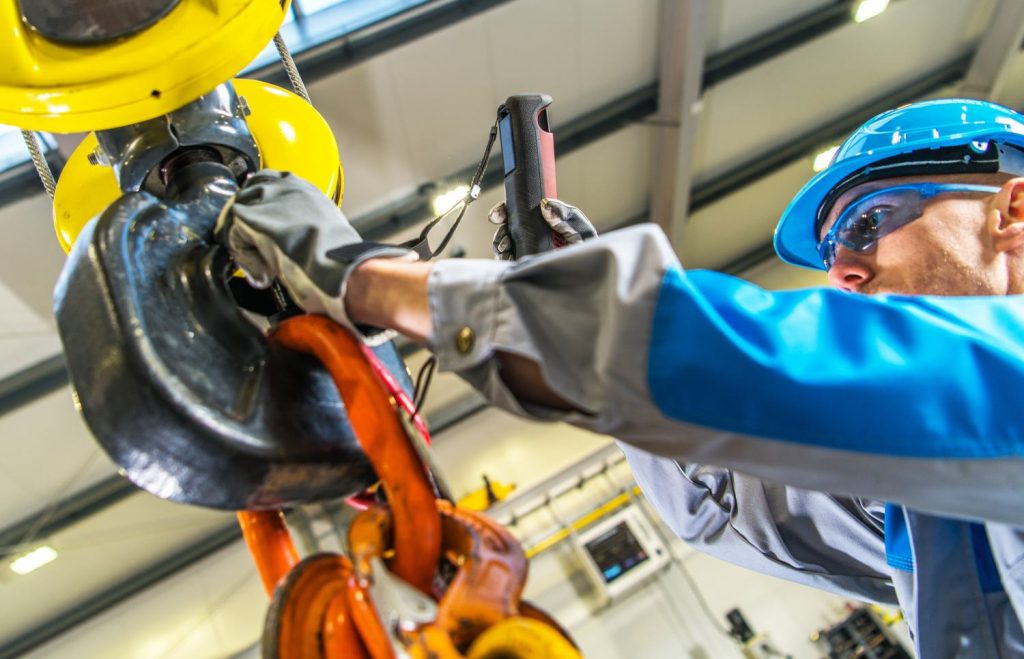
<box><xmin>583</xmin><ymin>521</ymin><xmax>650</xmax><ymax>583</ymax></box>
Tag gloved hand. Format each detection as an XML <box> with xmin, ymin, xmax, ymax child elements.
<box><xmin>216</xmin><ymin>169</ymin><xmax>412</xmax><ymax>330</ymax></box>
<box><xmin>487</xmin><ymin>198</ymin><xmax>598</xmax><ymax>260</ymax></box>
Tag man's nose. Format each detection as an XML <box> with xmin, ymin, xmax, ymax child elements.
<box><xmin>826</xmin><ymin>247</ymin><xmax>874</xmax><ymax>292</ymax></box>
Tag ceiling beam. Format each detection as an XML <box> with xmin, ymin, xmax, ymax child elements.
<box><xmin>0</xmin><ymin>354</ymin><xmax>66</xmax><ymax>418</ymax></box>
<box><xmin>958</xmin><ymin>0</ymin><xmax>1024</xmax><ymax>103</ymax></box>
<box><xmin>0</xmin><ymin>525</ymin><xmax>241</xmax><ymax>659</ymax></box>
<box><xmin>628</xmin><ymin>57</ymin><xmax>971</xmax><ymax>271</ymax></box>
<box><xmin>0</xmin><ymin>0</ymin><xmax>870</xmax><ymax>423</ymax></box>
<box><xmin>0</xmin><ymin>475</ymin><xmax>135</xmax><ymax>564</ymax></box>
<box><xmin>649</xmin><ymin>0</ymin><xmax>709</xmax><ymax>245</ymax></box>
<box><xmin>357</xmin><ymin>84</ymin><xmax>658</xmax><ymax>239</ymax></box>
<box><xmin>251</xmin><ymin>0</ymin><xmax>516</xmax><ymax>88</ymax></box>
<box><xmin>701</xmin><ymin>0</ymin><xmax>856</xmax><ymax>89</ymax></box>
<box><xmin>689</xmin><ymin>54</ymin><xmax>971</xmax><ymax>212</ymax></box>
<box><xmin>356</xmin><ymin>0</ymin><xmax>870</xmax><ymax>240</ymax></box>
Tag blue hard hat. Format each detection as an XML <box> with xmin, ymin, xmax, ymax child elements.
<box><xmin>774</xmin><ymin>98</ymin><xmax>1024</xmax><ymax>270</ymax></box>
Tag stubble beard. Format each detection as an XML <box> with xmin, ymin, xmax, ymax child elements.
<box><xmin>861</xmin><ymin>245</ymin><xmax>995</xmax><ymax>297</ymax></box>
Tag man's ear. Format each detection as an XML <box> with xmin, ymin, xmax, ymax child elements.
<box><xmin>990</xmin><ymin>177</ymin><xmax>1024</xmax><ymax>254</ymax></box>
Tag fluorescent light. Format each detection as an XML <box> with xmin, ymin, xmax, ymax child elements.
<box><xmin>813</xmin><ymin>145</ymin><xmax>840</xmax><ymax>172</ymax></box>
<box><xmin>10</xmin><ymin>545</ymin><xmax>58</xmax><ymax>575</ymax></box>
<box><xmin>853</xmin><ymin>0</ymin><xmax>889</xmax><ymax>23</ymax></box>
<box><xmin>431</xmin><ymin>185</ymin><xmax>469</xmax><ymax>217</ymax></box>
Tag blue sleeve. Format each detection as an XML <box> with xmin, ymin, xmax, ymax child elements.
<box><xmin>428</xmin><ymin>224</ymin><xmax>1024</xmax><ymax>522</ymax></box>
<box><xmin>648</xmin><ymin>267</ymin><xmax>1024</xmax><ymax>459</ymax></box>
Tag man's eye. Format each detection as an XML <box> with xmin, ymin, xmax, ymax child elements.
<box><xmin>851</xmin><ymin>206</ymin><xmax>890</xmax><ymax>235</ymax></box>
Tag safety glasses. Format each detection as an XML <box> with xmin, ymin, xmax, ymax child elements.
<box><xmin>817</xmin><ymin>182</ymin><xmax>1001</xmax><ymax>270</ymax></box>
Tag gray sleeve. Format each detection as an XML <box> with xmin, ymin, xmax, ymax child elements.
<box><xmin>426</xmin><ymin>224</ymin><xmax>1024</xmax><ymax>526</ymax></box>
<box><xmin>618</xmin><ymin>443</ymin><xmax>897</xmax><ymax>605</ymax></box>
<box><xmin>427</xmin><ymin>223</ymin><xmax>669</xmax><ymax>433</ymax></box>
<box><xmin>427</xmin><ymin>224</ymin><xmax>898</xmax><ymax>597</ymax></box>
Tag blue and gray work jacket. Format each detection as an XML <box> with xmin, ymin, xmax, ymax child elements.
<box><xmin>425</xmin><ymin>224</ymin><xmax>1024</xmax><ymax>658</ymax></box>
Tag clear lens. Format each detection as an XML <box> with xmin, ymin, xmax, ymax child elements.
<box><xmin>817</xmin><ymin>183</ymin><xmax>1000</xmax><ymax>269</ymax></box>
<box><xmin>819</xmin><ymin>188</ymin><xmax>923</xmax><ymax>268</ymax></box>
<box><xmin>837</xmin><ymin>190</ymin><xmax>923</xmax><ymax>246</ymax></box>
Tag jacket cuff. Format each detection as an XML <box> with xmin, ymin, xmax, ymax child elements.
<box><xmin>427</xmin><ymin>258</ymin><xmax>513</xmax><ymax>370</ymax></box>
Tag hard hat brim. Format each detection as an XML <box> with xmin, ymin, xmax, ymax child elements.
<box><xmin>775</xmin><ymin>130</ymin><xmax>1024</xmax><ymax>271</ymax></box>
<box><xmin>774</xmin><ymin>155</ymin><xmax>878</xmax><ymax>271</ymax></box>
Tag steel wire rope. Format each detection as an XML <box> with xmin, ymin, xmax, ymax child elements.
<box><xmin>273</xmin><ymin>32</ymin><xmax>311</xmax><ymax>103</ymax></box>
<box><xmin>156</xmin><ymin>563</ymin><xmax>258</xmax><ymax>659</ymax></box>
<box><xmin>21</xmin><ymin>130</ymin><xmax>56</xmax><ymax>199</ymax></box>
<box><xmin>7</xmin><ymin>452</ymin><xmax>101</xmax><ymax>557</ymax></box>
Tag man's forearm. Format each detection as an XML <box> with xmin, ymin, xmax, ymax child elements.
<box><xmin>345</xmin><ymin>258</ymin><xmax>434</xmax><ymax>343</ymax></box>
<box><xmin>345</xmin><ymin>258</ymin><xmax>574</xmax><ymax>410</ymax></box>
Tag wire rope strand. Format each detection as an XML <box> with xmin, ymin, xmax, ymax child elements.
<box><xmin>21</xmin><ymin>130</ymin><xmax>56</xmax><ymax>199</ymax></box>
<box><xmin>273</xmin><ymin>32</ymin><xmax>312</xmax><ymax>103</ymax></box>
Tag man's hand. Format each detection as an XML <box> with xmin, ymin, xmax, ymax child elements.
<box><xmin>482</xmin><ymin>197</ymin><xmax>597</xmax><ymax>410</ymax></box>
<box><xmin>216</xmin><ymin>169</ymin><xmax>412</xmax><ymax>330</ymax></box>
<box><xmin>488</xmin><ymin>198</ymin><xmax>598</xmax><ymax>260</ymax></box>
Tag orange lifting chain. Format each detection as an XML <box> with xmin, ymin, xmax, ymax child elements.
<box><xmin>237</xmin><ymin>315</ymin><xmax>580</xmax><ymax>658</ymax></box>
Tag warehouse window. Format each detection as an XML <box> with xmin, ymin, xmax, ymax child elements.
<box><xmin>295</xmin><ymin>0</ymin><xmax>347</xmax><ymax>14</ymax></box>
<box><xmin>293</xmin><ymin>0</ymin><xmax>428</xmax><ymax>25</ymax></box>
<box><xmin>246</xmin><ymin>0</ymin><xmax>430</xmax><ymax>72</ymax></box>
<box><xmin>0</xmin><ymin>126</ymin><xmax>33</xmax><ymax>173</ymax></box>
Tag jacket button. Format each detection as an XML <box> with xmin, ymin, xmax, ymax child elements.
<box><xmin>455</xmin><ymin>327</ymin><xmax>475</xmax><ymax>354</ymax></box>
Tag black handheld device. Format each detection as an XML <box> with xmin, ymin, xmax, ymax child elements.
<box><xmin>496</xmin><ymin>94</ymin><xmax>558</xmax><ymax>257</ymax></box>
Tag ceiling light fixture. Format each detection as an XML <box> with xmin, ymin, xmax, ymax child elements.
<box><xmin>813</xmin><ymin>145</ymin><xmax>840</xmax><ymax>172</ymax></box>
<box><xmin>431</xmin><ymin>184</ymin><xmax>469</xmax><ymax>217</ymax></box>
<box><xmin>9</xmin><ymin>545</ymin><xmax>58</xmax><ymax>575</ymax></box>
<box><xmin>853</xmin><ymin>0</ymin><xmax>889</xmax><ymax>23</ymax></box>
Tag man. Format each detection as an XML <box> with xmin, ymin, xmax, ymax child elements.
<box><xmin>219</xmin><ymin>98</ymin><xmax>1024</xmax><ymax>657</ymax></box>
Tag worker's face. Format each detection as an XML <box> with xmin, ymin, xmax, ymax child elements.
<box><xmin>819</xmin><ymin>174</ymin><xmax>1024</xmax><ymax>296</ymax></box>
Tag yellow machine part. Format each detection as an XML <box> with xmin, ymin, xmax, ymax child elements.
<box><xmin>457</xmin><ymin>477</ymin><xmax>517</xmax><ymax>512</ymax></box>
<box><xmin>468</xmin><ymin>617</ymin><xmax>582</xmax><ymax>659</ymax></box>
<box><xmin>0</xmin><ymin>0</ymin><xmax>289</xmax><ymax>132</ymax></box>
<box><xmin>53</xmin><ymin>78</ymin><xmax>344</xmax><ymax>253</ymax></box>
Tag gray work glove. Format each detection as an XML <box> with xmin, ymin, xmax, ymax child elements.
<box><xmin>215</xmin><ymin>169</ymin><xmax>412</xmax><ymax>330</ymax></box>
<box><xmin>487</xmin><ymin>198</ymin><xmax>598</xmax><ymax>260</ymax></box>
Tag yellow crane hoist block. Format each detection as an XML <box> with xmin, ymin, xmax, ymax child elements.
<box><xmin>0</xmin><ymin>0</ymin><xmax>289</xmax><ymax>132</ymax></box>
<box><xmin>53</xmin><ymin>78</ymin><xmax>343</xmax><ymax>253</ymax></box>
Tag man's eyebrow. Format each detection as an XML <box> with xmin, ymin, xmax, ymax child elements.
<box><xmin>830</xmin><ymin>183</ymin><xmax>890</xmax><ymax>218</ymax></box>
<box><xmin>819</xmin><ymin>186</ymin><xmax>877</xmax><ymax>240</ymax></box>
